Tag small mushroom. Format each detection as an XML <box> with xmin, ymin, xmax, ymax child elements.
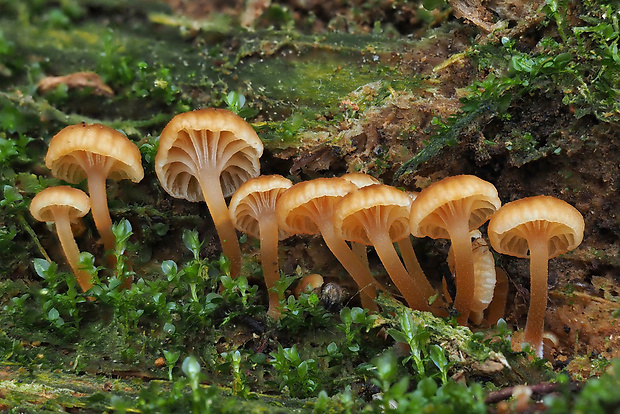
<box><xmin>155</xmin><ymin>108</ymin><xmax>263</xmax><ymax>278</ymax></box>
<box><xmin>30</xmin><ymin>186</ymin><xmax>93</xmax><ymax>292</ymax></box>
<box><xmin>410</xmin><ymin>175</ymin><xmax>501</xmax><ymax>324</ymax></box>
<box><xmin>276</xmin><ymin>177</ymin><xmax>382</xmax><ymax>310</ymax></box>
<box><xmin>488</xmin><ymin>195</ymin><xmax>584</xmax><ymax>357</ymax></box>
<box><xmin>335</xmin><ymin>184</ymin><xmax>435</xmax><ymax>311</ymax></box>
<box><xmin>484</xmin><ymin>267</ymin><xmax>509</xmax><ymax>327</ymax></box>
<box><xmin>447</xmin><ymin>230</ymin><xmax>497</xmax><ymax>325</ymax></box>
<box><xmin>45</xmin><ymin>123</ymin><xmax>144</xmax><ymax>255</ymax></box>
<box><xmin>294</xmin><ymin>274</ymin><xmax>324</xmax><ymax>298</ymax></box>
<box><xmin>229</xmin><ymin>174</ymin><xmax>292</xmax><ymax>318</ymax></box>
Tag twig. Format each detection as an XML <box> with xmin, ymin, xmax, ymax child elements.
<box><xmin>484</xmin><ymin>381</ymin><xmax>581</xmax><ymax>404</ymax></box>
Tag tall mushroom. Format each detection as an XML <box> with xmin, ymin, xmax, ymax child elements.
<box><xmin>45</xmin><ymin>123</ymin><xmax>144</xmax><ymax>256</ymax></box>
<box><xmin>488</xmin><ymin>195</ymin><xmax>584</xmax><ymax>357</ymax></box>
<box><xmin>334</xmin><ymin>184</ymin><xmax>435</xmax><ymax>311</ymax></box>
<box><xmin>229</xmin><ymin>174</ymin><xmax>292</xmax><ymax>318</ymax></box>
<box><xmin>30</xmin><ymin>186</ymin><xmax>94</xmax><ymax>292</ymax></box>
<box><xmin>410</xmin><ymin>175</ymin><xmax>501</xmax><ymax>324</ymax></box>
<box><xmin>155</xmin><ymin>108</ymin><xmax>264</xmax><ymax>278</ymax></box>
<box><xmin>276</xmin><ymin>177</ymin><xmax>382</xmax><ymax>310</ymax></box>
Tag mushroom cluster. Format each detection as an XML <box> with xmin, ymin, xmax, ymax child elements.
<box><xmin>32</xmin><ymin>122</ymin><xmax>144</xmax><ymax>292</ymax></box>
<box><xmin>30</xmin><ymin>109</ymin><xmax>585</xmax><ymax>356</ymax></box>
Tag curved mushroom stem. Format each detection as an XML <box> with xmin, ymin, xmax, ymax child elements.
<box><xmin>317</xmin><ymin>221</ymin><xmax>380</xmax><ymax>311</ymax></box>
<box><xmin>397</xmin><ymin>237</ymin><xmax>437</xmax><ymax>302</ymax></box>
<box><xmin>370</xmin><ymin>231</ymin><xmax>429</xmax><ymax>311</ymax></box>
<box><xmin>199</xmin><ymin>172</ymin><xmax>241</xmax><ymax>278</ymax></box>
<box><xmin>524</xmin><ymin>236</ymin><xmax>549</xmax><ymax>358</ymax></box>
<box><xmin>448</xmin><ymin>218</ymin><xmax>475</xmax><ymax>325</ymax></box>
<box><xmin>86</xmin><ymin>170</ymin><xmax>115</xmax><ymax>254</ymax></box>
<box><xmin>259</xmin><ymin>213</ymin><xmax>282</xmax><ymax>319</ymax></box>
<box><xmin>53</xmin><ymin>210</ymin><xmax>94</xmax><ymax>293</ymax></box>
<box><xmin>87</xmin><ymin>171</ymin><xmax>134</xmax><ymax>289</ymax></box>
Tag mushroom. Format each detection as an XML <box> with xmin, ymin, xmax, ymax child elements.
<box><xmin>447</xmin><ymin>230</ymin><xmax>496</xmax><ymax>325</ymax></box>
<box><xmin>155</xmin><ymin>108</ymin><xmax>263</xmax><ymax>278</ymax></box>
<box><xmin>276</xmin><ymin>177</ymin><xmax>382</xmax><ymax>310</ymax></box>
<box><xmin>45</xmin><ymin>123</ymin><xmax>144</xmax><ymax>255</ymax></box>
<box><xmin>488</xmin><ymin>195</ymin><xmax>584</xmax><ymax>357</ymax></box>
<box><xmin>30</xmin><ymin>186</ymin><xmax>94</xmax><ymax>292</ymax></box>
<box><xmin>334</xmin><ymin>184</ymin><xmax>435</xmax><ymax>311</ymax></box>
<box><xmin>229</xmin><ymin>174</ymin><xmax>292</xmax><ymax>318</ymax></box>
<box><xmin>294</xmin><ymin>274</ymin><xmax>324</xmax><ymax>298</ymax></box>
<box><xmin>410</xmin><ymin>175</ymin><xmax>501</xmax><ymax>324</ymax></box>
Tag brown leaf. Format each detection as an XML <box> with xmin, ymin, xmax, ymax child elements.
<box><xmin>37</xmin><ymin>72</ymin><xmax>114</xmax><ymax>97</ymax></box>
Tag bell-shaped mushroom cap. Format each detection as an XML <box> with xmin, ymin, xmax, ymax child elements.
<box><xmin>229</xmin><ymin>174</ymin><xmax>293</xmax><ymax>240</ymax></box>
<box><xmin>488</xmin><ymin>195</ymin><xmax>584</xmax><ymax>259</ymax></box>
<box><xmin>341</xmin><ymin>172</ymin><xmax>381</xmax><ymax>188</ymax></box>
<box><xmin>30</xmin><ymin>186</ymin><xmax>91</xmax><ymax>222</ymax></box>
<box><xmin>410</xmin><ymin>175</ymin><xmax>501</xmax><ymax>239</ymax></box>
<box><xmin>155</xmin><ymin>108</ymin><xmax>263</xmax><ymax>202</ymax></box>
<box><xmin>335</xmin><ymin>184</ymin><xmax>411</xmax><ymax>244</ymax></box>
<box><xmin>45</xmin><ymin>123</ymin><xmax>144</xmax><ymax>184</ymax></box>
<box><xmin>277</xmin><ymin>177</ymin><xmax>357</xmax><ymax>235</ymax></box>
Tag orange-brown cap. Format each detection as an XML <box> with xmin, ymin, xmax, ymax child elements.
<box><xmin>30</xmin><ymin>186</ymin><xmax>91</xmax><ymax>222</ymax></box>
<box><xmin>488</xmin><ymin>195</ymin><xmax>584</xmax><ymax>259</ymax></box>
<box><xmin>155</xmin><ymin>108</ymin><xmax>263</xmax><ymax>202</ymax></box>
<box><xmin>229</xmin><ymin>174</ymin><xmax>293</xmax><ymax>240</ymax></box>
<box><xmin>410</xmin><ymin>175</ymin><xmax>501</xmax><ymax>239</ymax></box>
<box><xmin>276</xmin><ymin>177</ymin><xmax>357</xmax><ymax>235</ymax></box>
<box><xmin>335</xmin><ymin>184</ymin><xmax>411</xmax><ymax>245</ymax></box>
<box><xmin>341</xmin><ymin>172</ymin><xmax>381</xmax><ymax>188</ymax></box>
<box><xmin>45</xmin><ymin>123</ymin><xmax>144</xmax><ymax>184</ymax></box>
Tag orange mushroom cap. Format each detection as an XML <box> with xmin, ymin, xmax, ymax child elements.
<box><xmin>229</xmin><ymin>174</ymin><xmax>292</xmax><ymax>318</ymax></box>
<box><xmin>488</xmin><ymin>195</ymin><xmax>584</xmax><ymax>357</ymax></box>
<box><xmin>487</xmin><ymin>195</ymin><xmax>584</xmax><ymax>259</ymax></box>
<box><xmin>341</xmin><ymin>172</ymin><xmax>381</xmax><ymax>188</ymax></box>
<box><xmin>276</xmin><ymin>177</ymin><xmax>357</xmax><ymax>236</ymax></box>
<box><xmin>46</xmin><ymin>123</ymin><xmax>143</xmax><ymax>184</ymax></box>
<box><xmin>229</xmin><ymin>174</ymin><xmax>293</xmax><ymax>241</ymax></box>
<box><xmin>30</xmin><ymin>186</ymin><xmax>91</xmax><ymax>223</ymax></box>
<box><xmin>30</xmin><ymin>186</ymin><xmax>94</xmax><ymax>292</ymax></box>
<box><xmin>155</xmin><ymin>108</ymin><xmax>263</xmax><ymax>202</ymax></box>
<box><xmin>410</xmin><ymin>175</ymin><xmax>501</xmax><ymax>324</ymax></box>
<box><xmin>410</xmin><ymin>175</ymin><xmax>501</xmax><ymax>239</ymax></box>
<box><xmin>155</xmin><ymin>108</ymin><xmax>263</xmax><ymax>278</ymax></box>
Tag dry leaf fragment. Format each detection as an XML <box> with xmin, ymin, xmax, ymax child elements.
<box><xmin>37</xmin><ymin>72</ymin><xmax>114</xmax><ymax>97</ymax></box>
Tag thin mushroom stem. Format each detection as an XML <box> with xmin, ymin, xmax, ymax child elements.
<box><xmin>258</xmin><ymin>213</ymin><xmax>282</xmax><ymax>318</ymax></box>
<box><xmin>86</xmin><ymin>170</ymin><xmax>115</xmax><ymax>253</ymax></box>
<box><xmin>370</xmin><ymin>231</ymin><xmax>429</xmax><ymax>311</ymax></box>
<box><xmin>317</xmin><ymin>220</ymin><xmax>380</xmax><ymax>311</ymax></box>
<box><xmin>448</xmin><ymin>218</ymin><xmax>475</xmax><ymax>325</ymax></box>
<box><xmin>53</xmin><ymin>209</ymin><xmax>93</xmax><ymax>293</ymax></box>
<box><xmin>524</xmin><ymin>235</ymin><xmax>549</xmax><ymax>358</ymax></box>
<box><xmin>396</xmin><ymin>237</ymin><xmax>436</xmax><ymax>301</ymax></box>
<box><xmin>199</xmin><ymin>171</ymin><xmax>241</xmax><ymax>278</ymax></box>
<box><xmin>351</xmin><ymin>242</ymin><xmax>377</xmax><ymax>308</ymax></box>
